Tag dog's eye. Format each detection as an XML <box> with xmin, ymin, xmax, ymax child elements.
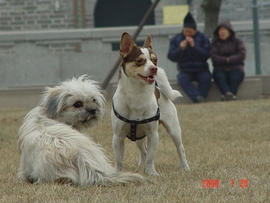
<box><xmin>73</xmin><ymin>101</ymin><xmax>83</xmax><ymax>108</ymax></box>
<box><xmin>152</xmin><ymin>57</ymin><xmax>158</xmax><ymax>65</ymax></box>
<box><xmin>92</xmin><ymin>98</ymin><xmax>96</xmax><ymax>103</ymax></box>
<box><xmin>136</xmin><ymin>58</ymin><xmax>144</xmax><ymax>65</ymax></box>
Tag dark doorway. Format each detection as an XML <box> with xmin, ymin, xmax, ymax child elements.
<box><xmin>94</xmin><ymin>0</ymin><xmax>155</xmax><ymax>27</ymax></box>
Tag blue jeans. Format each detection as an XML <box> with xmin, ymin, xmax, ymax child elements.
<box><xmin>177</xmin><ymin>69</ymin><xmax>212</xmax><ymax>102</ymax></box>
<box><xmin>213</xmin><ymin>69</ymin><xmax>244</xmax><ymax>95</ymax></box>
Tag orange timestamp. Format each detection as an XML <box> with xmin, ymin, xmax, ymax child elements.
<box><xmin>202</xmin><ymin>179</ymin><xmax>249</xmax><ymax>188</ymax></box>
<box><xmin>231</xmin><ymin>179</ymin><xmax>249</xmax><ymax>188</ymax></box>
<box><xmin>202</xmin><ymin>179</ymin><xmax>220</xmax><ymax>188</ymax></box>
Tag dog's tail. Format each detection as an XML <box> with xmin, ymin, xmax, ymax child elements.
<box><xmin>100</xmin><ymin>171</ymin><xmax>149</xmax><ymax>186</ymax></box>
<box><xmin>155</xmin><ymin>67</ymin><xmax>182</xmax><ymax>101</ymax></box>
<box><xmin>73</xmin><ymin>137</ymin><xmax>149</xmax><ymax>186</ymax></box>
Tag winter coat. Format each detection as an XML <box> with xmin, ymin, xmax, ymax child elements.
<box><xmin>167</xmin><ymin>30</ymin><xmax>210</xmax><ymax>73</ymax></box>
<box><xmin>210</xmin><ymin>20</ymin><xmax>246</xmax><ymax>72</ymax></box>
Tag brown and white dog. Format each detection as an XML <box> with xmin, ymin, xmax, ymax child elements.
<box><xmin>111</xmin><ymin>32</ymin><xmax>190</xmax><ymax>175</ymax></box>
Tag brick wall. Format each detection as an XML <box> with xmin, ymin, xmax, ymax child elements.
<box><xmin>0</xmin><ymin>0</ymin><xmax>74</xmax><ymax>31</ymax></box>
<box><xmin>1</xmin><ymin>0</ymin><xmax>270</xmax><ymax>31</ymax></box>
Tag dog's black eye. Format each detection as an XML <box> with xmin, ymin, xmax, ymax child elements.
<box><xmin>136</xmin><ymin>58</ymin><xmax>144</xmax><ymax>65</ymax></box>
<box><xmin>73</xmin><ymin>101</ymin><xmax>83</xmax><ymax>108</ymax></box>
<box><xmin>92</xmin><ymin>98</ymin><xmax>96</xmax><ymax>103</ymax></box>
<box><xmin>152</xmin><ymin>57</ymin><xmax>158</xmax><ymax>65</ymax></box>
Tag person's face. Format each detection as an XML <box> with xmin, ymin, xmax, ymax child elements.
<box><xmin>183</xmin><ymin>28</ymin><xmax>196</xmax><ymax>38</ymax></box>
<box><xmin>218</xmin><ymin>27</ymin><xmax>230</xmax><ymax>40</ymax></box>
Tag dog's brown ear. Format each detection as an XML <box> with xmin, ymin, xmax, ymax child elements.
<box><xmin>143</xmin><ymin>34</ymin><xmax>153</xmax><ymax>50</ymax></box>
<box><xmin>119</xmin><ymin>32</ymin><xmax>136</xmax><ymax>58</ymax></box>
<box><xmin>42</xmin><ymin>87</ymin><xmax>68</xmax><ymax>119</ymax></box>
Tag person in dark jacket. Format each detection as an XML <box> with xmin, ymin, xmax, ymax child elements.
<box><xmin>167</xmin><ymin>12</ymin><xmax>211</xmax><ymax>103</ymax></box>
<box><xmin>210</xmin><ymin>19</ymin><xmax>246</xmax><ymax>101</ymax></box>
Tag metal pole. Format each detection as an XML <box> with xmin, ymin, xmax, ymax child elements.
<box><xmin>101</xmin><ymin>0</ymin><xmax>160</xmax><ymax>89</ymax></box>
<box><xmin>252</xmin><ymin>0</ymin><xmax>261</xmax><ymax>75</ymax></box>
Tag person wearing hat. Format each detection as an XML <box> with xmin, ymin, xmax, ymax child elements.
<box><xmin>167</xmin><ymin>12</ymin><xmax>211</xmax><ymax>103</ymax></box>
<box><xmin>210</xmin><ymin>19</ymin><xmax>246</xmax><ymax>101</ymax></box>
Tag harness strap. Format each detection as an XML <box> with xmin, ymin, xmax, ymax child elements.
<box><xmin>127</xmin><ymin>122</ymin><xmax>144</xmax><ymax>141</ymax></box>
<box><xmin>112</xmin><ymin>101</ymin><xmax>160</xmax><ymax>142</ymax></box>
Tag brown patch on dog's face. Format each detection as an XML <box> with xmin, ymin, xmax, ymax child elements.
<box><xmin>119</xmin><ymin>32</ymin><xmax>158</xmax><ymax>84</ymax></box>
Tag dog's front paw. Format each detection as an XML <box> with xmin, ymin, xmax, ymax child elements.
<box><xmin>181</xmin><ymin>165</ymin><xmax>190</xmax><ymax>171</ymax></box>
<box><xmin>145</xmin><ymin>169</ymin><xmax>159</xmax><ymax>176</ymax></box>
<box><xmin>115</xmin><ymin>166</ymin><xmax>123</xmax><ymax>173</ymax></box>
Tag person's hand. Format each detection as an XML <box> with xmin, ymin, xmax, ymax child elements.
<box><xmin>186</xmin><ymin>36</ymin><xmax>195</xmax><ymax>47</ymax></box>
<box><xmin>180</xmin><ymin>40</ymin><xmax>187</xmax><ymax>50</ymax></box>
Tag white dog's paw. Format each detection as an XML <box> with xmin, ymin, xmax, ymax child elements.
<box><xmin>115</xmin><ymin>167</ymin><xmax>123</xmax><ymax>173</ymax></box>
<box><xmin>181</xmin><ymin>165</ymin><xmax>190</xmax><ymax>171</ymax></box>
<box><xmin>145</xmin><ymin>169</ymin><xmax>159</xmax><ymax>176</ymax></box>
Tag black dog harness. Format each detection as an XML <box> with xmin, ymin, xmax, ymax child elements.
<box><xmin>112</xmin><ymin>101</ymin><xmax>160</xmax><ymax>142</ymax></box>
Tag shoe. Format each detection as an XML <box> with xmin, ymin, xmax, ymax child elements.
<box><xmin>220</xmin><ymin>95</ymin><xmax>225</xmax><ymax>101</ymax></box>
<box><xmin>195</xmin><ymin>96</ymin><xmax>205</xmax><ymax>103</ymax></box>
<box><xmin>225</xmin><ymin>92</ymin><xmax>234</xmax><ymax>101</ymax></box>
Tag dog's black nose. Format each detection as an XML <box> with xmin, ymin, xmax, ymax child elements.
<box><xmin>87</xmin><ymin>108</ymin><xmax>96</xmax><ymax>115</ymax></box>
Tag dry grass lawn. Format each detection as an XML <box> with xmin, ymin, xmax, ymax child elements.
<box><xmin>0</xmin><ymin>99</ymin><xmax>270</xmax><ymax>203</ymax></box>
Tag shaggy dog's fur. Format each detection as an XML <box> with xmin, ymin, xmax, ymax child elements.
<box><xmin>18</xmin><ymin>75</ymin><xmax>146</xmax><ymax>186</ymax></box>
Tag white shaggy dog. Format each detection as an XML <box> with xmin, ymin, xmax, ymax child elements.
<box><xmin>111</xmin><ymin>32</ymin><xmax>190</xmax><ymax>176</ymax></box>
<box><xmin>17</xmin><ymin>75</ymin><xmax>145</xmax><ymax>186</ymax></box>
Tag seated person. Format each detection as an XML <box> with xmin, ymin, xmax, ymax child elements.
<box><xmin>167</xmin><ymin>12</ymin><xmax>211</xmax><ymax>103</ymax></box>
<box><xmin>210</xmin><ymin>19</ymin><xmax>246</xmax><ymax>101</ymax></box>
